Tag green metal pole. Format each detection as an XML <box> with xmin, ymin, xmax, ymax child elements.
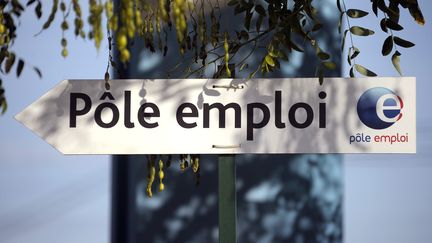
<box><xmin>216</xmin><ymin>64</ymin><xmax>237</xmax><ymax>243</ymax></box>
<box><xmin>218</xmin><ymin>154</ymin><xmax>237</xmax><ymax>243</ymax></box>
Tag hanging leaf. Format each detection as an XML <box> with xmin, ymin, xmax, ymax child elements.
<box><xmin>249</xmin><ymin>69</ymin><xmax>258</xmax><ymax>78</ymax></box>
<box><xmin>377</xmin><ymin>0</ymin><xmax>390</xmax><ymax>14</ymax></box>
<box><xmin>278</xmin><ymin>50</ymin><xmax>288</xmax><ymax>61</ymax></box>
<box><xmin>381</xmin><ymin>36</ymin><xmax>393</xmax><ymax>56</ymax></box>
<box><xmin>5</xmin><ymin>53</ymin><xmax>16</xmax><ymax>74</ymax></box>
<box><xmin>239</xmin><ymin>30</ymin><xmax>249</xmax><ymax>41</ymax></box>
<box><xmin>1</xmin><ymin>98</ymin><xmax>7</xmax><ymax>114</ymax></box>
<box><xmin>347</xmin><ymin>52</ymin><xmax>352</xmax><ymax>66</ymax></box>
<box><xmin>33</xmin><ymin>66</ymin><xmax>42</xmax><ymax>78</ymax></box>
<box><xmin>239</xmin><ymin>62</ymin><xmax>248</xmax><ymax>71</ymax></box>
<box><xmin>347</xmin><ymin>47</ymin><xmax>360</xmax><ymax>66</ymax></box>
<box><xmin>317</xmin><ymin>66</ymin><xmax>324</xmax><ymax>85</ymax></box>
<box><xmin>322</xmin><ymin>61</ymin><xmax>336</xmax><ymax>70</ymax></box>
<box><xmin>291</xmin><ymin>41</ymin><xmax>304</xmax><ymax>52</ymax></box>
<box><xmin>385</xmin><ymin>19</ymin><xmax>403</xmax><ymax>31</ymax></box>
<box><xmin>227</xmin><ymin>0</ymin><xmax>238</xmax><ymax>6</ymax></box>
<box><xmin>372</xmin><ymin>0</ymin><xmax>378</xmax><ymax>16</ymax></box>
<box><xmin>351</xmin><ymin>47</ymin><xmax>360</xmax><ymax>59</ymax></box>
<box><xmin>255</xmin><ymin>4</ymin><xmax>266</xmax><ymax>16</ymax></box>
<box><xmin>350</xmin><ymin>26</ymin><xmax>375</xmax><ymax>36</ymax></box>
<box><xmin>35</xmin><ymin>2</ymin><xmax>42</xmax><ymax>19</ymax></box>
<box><xmin>16</xmin><ymin>59</ymin><xmax>24</xmax><ymax>77</ymax></box>
<box><xmin>265</xmin><ymin>55</ymin><xmax>275</xmax><ymax>67</ymax></box>
<box><xmin>380</xmin><ymin>18</ymin><xmax>388</xmax><ymax>32</ymax></box>
<box><xmin>315</xmin><ymin>45</ymin><xmax>330</xmax><ymax>60</ymax></box>
<box><xmin>392</xmin><ymin>51</ymin><xmax>402</xmax><ymax>75</ymax></box>
<box><xmin>234</xmin><ymin>5</ymin><xmax>246</xmax><ymax>15</ymax></box>
<box><xmin>244</xmin><ymin>11</ymin><xmax>252</xmax><ymax>30</ymax></box>
<box><xmin>27</xmin><ymin>0</ymin><xmax>37</xmax><ymax>6</ymax></box>
<box><xmin>42</xmin><ymin>0</ymin><xmax>58</xmax><ymax>30</ymax></box>
<box><xmin>317</xmin><ymin>51</ymin><xmax>330</xmax><ymax>60</ymax></box>
<box><xmin>354</xmin><ymin>64</ymin><xmax>377</xmax><ymax>77</ymax></box>
<box><xmin>388</xmin><ymin>1</ymin><xmax>400</xmax><ymax>23</ymax></box>
<box><xmin>341</xmin><ymin>29</ymin><xmax>348</xmax><ymax>51</ymax></box>
<box><xmin>256</xmin><ymin>14</ymin><xmax>263</xmax><ymax>32</ymax></box>
<box><xmin>408</xmin><ymin>4</ymin><xmax>425</xmax><ymax>25</ymax></box>
<box><xmin>347</xmin><ymin>9</ymin><xmax>369</xmax><ymax>18</ymax></box>
<box><xmin>338</xmin><ymin>12</ymin><xmax>344</xmax><ymax>33</ymax></box>
<box><xmin>336</xmin><ymin>0</ymin><xmax>343</xmax><ymax>13</ymax></box>
<box><xmin>349</xmin><ymin>67</ymin><xmax>355</xmax><ymax>77</ymax></box>
<box><xmin>0</xmin><ymin>47</ymin><xmax>7</xmax><ymax>66</ymax></box>
<box><xmin>393</xmin><ymin>36</ymin><xmax>415</xmax><ymax>48</ymax></box>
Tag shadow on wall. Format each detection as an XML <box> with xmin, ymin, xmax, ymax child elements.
<box><xmin>113</xmin><ymin>1</ymin><xmax>343</xmax><ymax>243</ymax></box>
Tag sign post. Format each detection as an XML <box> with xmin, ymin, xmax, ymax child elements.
<box><xmin>218</xmin><ymin>154</ymin><xmax>236</xmax><ymax>243</ymax></box>
<box><xmin>216</xmin><ymin>65</ymin><xmax>237</xmax><ymax>243</ymax></box>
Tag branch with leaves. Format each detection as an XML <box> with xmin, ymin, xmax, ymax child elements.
<box><xmin>0</xmin><ymin>0</ymin><xmax>425</xmax><ymax>116</ymax></box>
<box><xmin>338</xmin><ymin>0</ymin><xmax>424</xmax><ymax>77</ymax></box>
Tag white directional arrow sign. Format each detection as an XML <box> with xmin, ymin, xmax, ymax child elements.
<box><xmin>16</xmin><ymin>78</ymin><xmax>416</xmax><ymax>154</ymax></box>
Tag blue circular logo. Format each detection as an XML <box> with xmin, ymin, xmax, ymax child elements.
<box><xmin>357</xmin><ymin>87</ymin><xmax>403</xmax><ymax>129</ymax></box>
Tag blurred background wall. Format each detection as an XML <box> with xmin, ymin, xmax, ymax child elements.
<box><xmin>111</xmin><ymin>1</ymin><xmax>342</xmax><ymax>242</ymax></box>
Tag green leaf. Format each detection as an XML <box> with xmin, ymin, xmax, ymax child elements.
<box><xmin>265</xmin><ymin>55</ymin><xmax>275</xmax><ymax>67</ymax></box>
<box><xmin>278</xmin><ymin>51</ymin><xmax>288</xmax><ymax>61</ymax></box>
<box><xmin>33</xmin><ymin>66</ymin><xmax>42</xmax><ymax>78</ymax></box>
<box><xmin>381</xmin><ymin>36</ymin><xmax>393</xmax><ymax>56</ymax></box>
<box><xmin>0</xmin><ymin>47</ymin><xmax>7</xmax><ymax>65</ymax></box>
<box><xmin>227</xmin><ymin>0</ymin><xmax>238</xmax><ymax>6</ymax></box>
<box><xmin>347</xmin><ymin>9</ymin><xmax>369</xmax><ymax>18</ymax></box>
<box><xmin>244</xmin><ymin>11</ymin><xmax>252</xmax><ymax>30</ymax></box>
<box><xmin>27</xmin><ymin>0</ymin><xmax>37</xmax><ymax>6</ymax></box>
<box><xmin>349</xmin><ymin>67</ymin><xmax>355</xmax><ymax>77</ymax></box>
<box><xmin>336</xmin><ymin>0</ymin><xmax>343</xmax><ymax>13</ymax></box>
<box><xmin>408</xmin><ymin>5</ymin><xmax>425</xmax><ymax>25</ymax></box>
<box><xmin>256</xmin><ymin>15</ymin><xmax>263</xmax><ymax>32</ymax></box>
<box><xmin>269</xmin><ymin>50</ymin><xmax>278</xmax><ymax>58</ymax></box>
<box><xmin>291</xmin><ymin>41</ymin><xmax>304</xmax><ymax>52</ymax></box>
<box><xmin>354</xmin><ymin>64</ymin><xmax>377</xmax><ymax>77</ymax></box>
<box><xmin>239</xmin><ymin>62</ymin><xmax>248</xmax><ymax>71</ymax></box>
<box><xmin>393</xmin><ymin>36</ymin><xmax>415</xmax><ymax>48</ymax></box>
<box><xmin>255</xmin><ymin>4</ymin><xmax>266</xmax><ymax>16</ymax></box>
<box><xmin>315</xmin><ymin>46</ymin><xmax>330</xmax><ymax>60</ymax></box>
<box><xmin>338</xmin><ymin>12</ymin><xmax>344</xmax><ymax>33</ymax></box>
<box><xmin>392</xmin><ymin>51</ymin><xmax>402</xmax><ymax>75</ymax></box>
<box><xmin>16</xmin><ymin>59</ymin><xmax>24</xmax><ymax>77</ymax></box>
<box><xmin>1</xmin><ymin>98</ymin><xmax>7</xmax><ymax>114</ymax></box>
<box><xmin>322</xmin><ymin>61</ymin><xmax>336</xmax><ymax>70</ymax></box>
<box><xmin>42</xmin><ymin>0</ymin><xmax>58</xmax><ymax>30</ymax></box>
<box><xmin>380</xmin><ymin>18</ymin><xmax>388</xmax><ymax>32</ymax></box>
<box><xmin>5</xmin><ymin>53</ymin><xmax>16</xmax><ymax>74</ymax></box>
<box><xmin>317</xmin><ymin>67</ymin><xmax>324</xmax><ymax>85</ymax></box>
<box><xmin>372</xmin><ymin>1</ymin><xmax>378</xmax><ymax>16</ymax></box>
<box><xmin>240</xmin><ymin>30</ymin><xmax>249</xmax><ymax>41</ymax></box>
<box><xmin>341</xmin><ymin>29</ymin><xmax>348</xmax><ymax>51</ymax></box>
<box><xmin>385</xmin><ymin>19</ymin><xmax>403</xmax><ymax>31</ymax></box>
<box><xmin>249</xmin><ymin>69</ymin><xmax>258</xmax><ymax>78</ymax></box>
<box><xmin>35</xmin><ymin>2</ymin><xmax>42</xmax><ymax>19</ymax></box>
<box><xmin>350</xmin><ymin>26</ymin><xmax>375</xmax><ymax>36</ymax></box>
<box><xmin>234</xmin><ymin>5</ymin><xmax>246</xmax><ymax>15</ymax></box>
<box><xmin>351</xmin><ymin>47</ymin><xmax>360</xmax><ymax>59</ymax></box>
<box><xmin>347</xmin><ymin>47</ymin><xmax>360</xmax><ymax>66</ymax></box>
